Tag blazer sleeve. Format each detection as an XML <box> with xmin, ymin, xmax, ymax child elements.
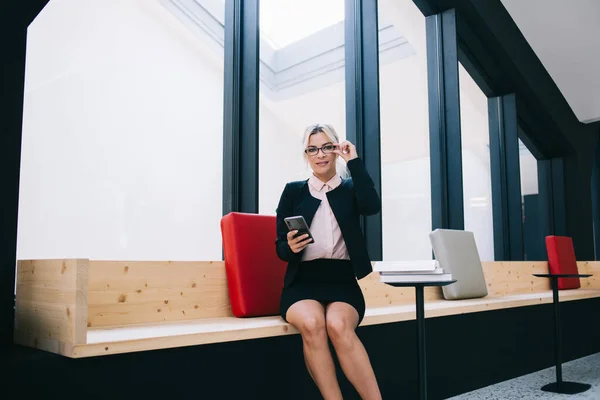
<box><xmin>347</xmin><ymin>157</ymin><xmax>381</xmax><ymax>216</ymax></box>
<box><xmin>275</xmin><ymin>183</ymin><xmax>302</xmax><ymax>262</ymax></box>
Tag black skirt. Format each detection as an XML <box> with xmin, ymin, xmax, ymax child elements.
<box><xmin>280</xmin><ymin>259</ymin><xmax>366</xmax><ymax>326</ymax></box>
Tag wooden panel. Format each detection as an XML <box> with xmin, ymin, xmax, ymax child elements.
<box><xmin>14</xmin><ymin>259</ymin><xmax>89</xmax><ymax>355</ymax></box>
<box><xmin>15</xmin><ymin>257</ymin><xmax>600</xmax><ymax>358</ymax></box>
<box><xmin>361</xmin><ymin>261</ymin><xmax>552</xmax><ymax>308</ymax></box>
<box><xmin>74</xmin><ymin>317</ymin><xmax>293</xmax><ymax>358</ymax></box>
<box><xmin>359</xmin><ymin>271</ymin><xmax>443</xmax><ymax>309</ymax></box>
<box><xmin>363</xmin><ymin>289</ymin><xmax>600</xmax><ymax>326</ymax></box>
<box><xmin>14</xmin><ymin>329</ymin><xmax>74</xmax><ymax>357</ymax></box>
<box><xmin>86</xmin><ymin>260</ymin><xmax>600</xmax><ymax>328</ymax></box>
<box><xmin>481</xmin><ymin>261</ymin><xmax>550</xmax><ymax>295</ymax></box>
<box><xmin>479</xmin><ymin>261</ymin><xmax>599</xmax><ymax>292</ymax></box>
<box><xmin>71</xmin><ymin>288</ymin><xmax>600</xmax><ymax>358</ymax></box>
<box><xmin>87</xmin><ymin>261</ymin><xmax>232</xmax><ymax>328</ymax></box>
<box><xmin>88</xmin><ymin>260</ymin><xmax>446</xmax><ymax>325</ymax></box>
<box><xmin>577</xmin><ymin>262</ymin><xmax>600</xmax><ymax>289</ymax></box>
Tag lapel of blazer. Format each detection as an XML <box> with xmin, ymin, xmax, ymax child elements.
<box><xmin>296</xmin><ymin>181</ymin><xmax>321</xmax><ymax>228</ymax></box>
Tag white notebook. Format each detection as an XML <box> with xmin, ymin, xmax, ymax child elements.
<box><xmin>379</xmin><ymin>267</ymin><xmax>445</xmax><ymax>275</ymax></box>
<box><xmin>380</xmin><ymin>273</ymin><xmax>453</xmax><ymax>283</ymax></box>
<box><xmin>373</xmin><ymin>260</ymin><xmax>440</xmax><ymax>273</ymax></box>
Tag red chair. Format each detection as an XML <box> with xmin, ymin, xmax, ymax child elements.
<box><xmin>545</xmin><ymin>235</ymin><xmax>581</xmax><ymax>290</ymax></box>
<box><xmin>220</xmin><ymin>212</ymin><xmax>286</xmax><ymax>317</ymax></box>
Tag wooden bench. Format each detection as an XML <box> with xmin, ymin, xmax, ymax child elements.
<box><xmin>14</xmin><ymin>259</ymin><xmax>600</xmax><ymax>358</ymax></box>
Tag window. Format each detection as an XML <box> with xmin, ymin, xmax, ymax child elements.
<box><xmin>17</xmin><ymin>0</ymin><xmax>224</xmax><ymax>261</ymax></box>
<box><xmin>258</xmin><ymin>0</ymin><xmax>347</xmax><ymax>215</ymax></box>
<box><xmin>378</xmin><ymin>0</ymin><xmax>432</xmax><ymax>260</ymax></box>
<box><xmin>519</xmin><ymin>138</ymin><xmax>541</xmax><ymax>260</ymax></box>
<box><xmin>459</xmin><ymin>63</ymin><xmax>494</xmax><ymax>261</ymax></box>
<box><xmin>260</xmin><ymin>0</ymin><xmax>344</xmax><ymax>49</ymax></box>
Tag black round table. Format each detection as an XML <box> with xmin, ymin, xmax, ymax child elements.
<box><xmin>532</xmin><ymin>273</ymin><xmax>593</xmax><ymax>394</ymax></box>
<box><xmin>384</xmin><ymin>280</ymin><xmax>457</xmax><ymax>400</ymax></box>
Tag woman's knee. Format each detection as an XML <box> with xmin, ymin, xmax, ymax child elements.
<box><xmin>326</xmin><ymin>316</ymin><xmax>355</xmax><ymax>347</ymax></box>
<box><xmin>286</xmin><ymin>301</ymin><xmax>327</xmax><ymax>343</ymax></box>
<box><xmin>326</xmin><ymin>302</ymin><xmax>359</xmax><ymax>348</ymax></box>
<box><xmin>298</xmin><ymin>314</ymin><xmax>327</xmax><ymax>341</ymax></box>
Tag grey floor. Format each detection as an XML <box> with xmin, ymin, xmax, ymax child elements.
<box><xmin>447</xmin><ymin>352</ymin><xmax>600</xmax><ymax>399</ymax></box>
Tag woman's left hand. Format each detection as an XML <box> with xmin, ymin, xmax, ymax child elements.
<box><xmin>334</xmin><ymin>140</ymin><xmax>358</xmax><ymax>162</ymax></box>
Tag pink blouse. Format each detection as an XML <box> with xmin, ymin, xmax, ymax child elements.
<box><xmin>301</xmin><ymin>174</ymin><xmax>350</xmax><ymax>261</ymax></box>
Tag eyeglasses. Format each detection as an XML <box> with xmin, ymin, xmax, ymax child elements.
<box><xmin>305</xmin><ymin>143</ymin><xmax>336</xmax><ymax>156</ymax></box>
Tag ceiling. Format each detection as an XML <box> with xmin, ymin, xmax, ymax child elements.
<box><xmin>501</xmin><ymin>0</ymin><xmax>600</xmax><ymax>124</ymax></box>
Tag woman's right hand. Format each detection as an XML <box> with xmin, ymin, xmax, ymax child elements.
<box><xmin>287</xmin><ymin>230</ymin><xmax>312</xmax><ymax>253</ymax></box>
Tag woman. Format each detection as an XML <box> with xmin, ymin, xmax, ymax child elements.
<box><xmin>275</xmin><ymin>123</ymin><xmax>382</xmax><ymax>400</ymax></box>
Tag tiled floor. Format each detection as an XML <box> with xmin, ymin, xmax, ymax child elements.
<box><xmin>447</xmin><ymin>352</ymin><xmax>600</xmax><ymax>399</ymax></box>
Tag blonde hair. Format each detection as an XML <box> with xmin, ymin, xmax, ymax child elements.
<box><xmin>301</xmin><ymin>123</ymin><xmax>349</xmax><ymax>178</ymax></box>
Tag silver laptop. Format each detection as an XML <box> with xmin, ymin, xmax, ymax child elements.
<box><xmin>429</xmin><ymin>229</ymin><xmax>488</xmax><ymax>300</ymax></box>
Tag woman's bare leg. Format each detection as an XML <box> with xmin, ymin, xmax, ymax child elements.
<box><xmin>326</xmin><ymin>302</ymin><xmax>382</xmax><ymax>400</ymax></box>
<box><xmin>286</xmin><ymin>300</ymin><xmax>343</xmax><ymax>400</ymax></box>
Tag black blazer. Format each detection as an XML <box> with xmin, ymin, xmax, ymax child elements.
<box><xmin>275</xmin><ymin>158</ymin><xmax>381</xmax><ymax>288</ymax></box>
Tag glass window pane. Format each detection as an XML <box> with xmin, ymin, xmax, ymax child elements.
<box><xmin>259</xmin><ymin>0</ymin><xmax>346</xmax><ymax>215</ymax></box>
<box><xmin>260</xmin><ymin>0</ymin><xmax>344</xmax><ymax>49</ymax></box>
<box><xmin>519</xmin><ymin>138</ymin><xmax>541</xmax><ymax>260</ymax></box>
<box><xmin>379</xmin><ymin>0</ymin><xmax>432</xmax><ymax>260</ymax></box>
<box><xmin>17</xmin><ymin>0</ymin><xmax>224</xmax><ymax>261</ymax></box>
<box><xmin>459</xmin><ymin>63</ymin><xmax>495</xmax><ymax>261</ymax></box>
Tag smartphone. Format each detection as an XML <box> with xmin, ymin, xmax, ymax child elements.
<box><xmin>284</xmin><ymin>216</ymin><xmax>314</xmax><ymax>244</ymax></box>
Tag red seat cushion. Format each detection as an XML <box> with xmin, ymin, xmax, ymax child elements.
<box><xmin>220</xmin><ymin>212</ymin><xmax>286</xmax><ymax>317</ymax></box>
<box><xmin>545</xmin><ymin>235</ymin><xmax>581</xmax><ymax>290</ymax></box>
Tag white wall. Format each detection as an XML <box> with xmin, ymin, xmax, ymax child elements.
<box><xmin>18</xmin><ymin>0</ymin><xmax>225</xmax><ymax>261</ymax></box>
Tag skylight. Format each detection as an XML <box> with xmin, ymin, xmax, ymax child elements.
<box><xmin>259</xmin><ymin>0</ymin><xmax>344</xmax><ymax>49</ymax></box>
<box><xmin>165</xmin><ymin>0</ymin><xmax>410</xmax><ymax>100</ymax></box>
